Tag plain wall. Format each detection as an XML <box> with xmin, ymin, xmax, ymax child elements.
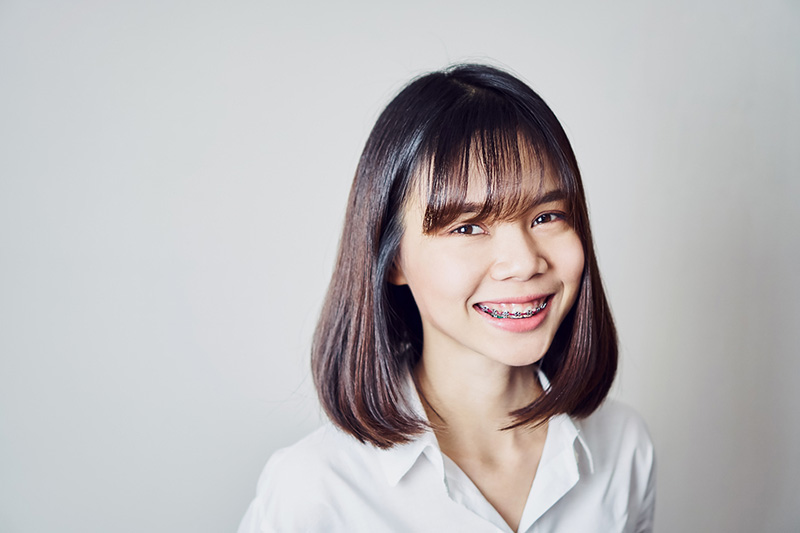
<box><xmin>1</xmin><ymin>1</ymin><xmax>798</xmax><ymax>531</ymax></box>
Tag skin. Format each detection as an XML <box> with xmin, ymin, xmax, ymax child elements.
<box><xmin>391</xmin><ymin>169</ymin><xmax>585</xmax><ymax>532</ymax></box>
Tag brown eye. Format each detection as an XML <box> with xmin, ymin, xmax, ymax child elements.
<box><xmin>532</xmin><ymin>213</ymin><xmax>564</xmax><ymax>226</ymax></box>
<box><xmin>452</xmin><ymin>224</ymin><xmax>485</xmax><ymax>235</ymax></box>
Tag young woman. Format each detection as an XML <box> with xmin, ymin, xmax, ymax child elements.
<box><xmin>239</xmin><ymin>64</ymin><xmax>655</xmax><ymax>533</ymax></box>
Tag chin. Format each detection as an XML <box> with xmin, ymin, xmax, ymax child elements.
<box><xmin>493</xmin><ymin>349</ymin><xmax>547</xmax><ymax>368</ymax></box>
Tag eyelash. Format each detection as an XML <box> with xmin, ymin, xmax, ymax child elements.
<box><xmin>450</xmin><ymin>212</ymin><xmax>565</xmax><ymax>235</ymax></box>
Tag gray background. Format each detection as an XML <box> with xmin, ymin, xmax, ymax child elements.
<box><xmin>1</xmin><ymin>1</ymin><xmax>799</xmax><ymax>531</ymax></box>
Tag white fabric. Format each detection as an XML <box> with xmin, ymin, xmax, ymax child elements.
<box><xmin>238</xmin><ymin>376</ymin><xmax>655</xmax><ymax>533</ymax></box>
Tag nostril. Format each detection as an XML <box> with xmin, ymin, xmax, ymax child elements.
<box><xmin>489</xmin><ymin>247</ymin><xmax>547</xmax><ymax>281</ymax></box>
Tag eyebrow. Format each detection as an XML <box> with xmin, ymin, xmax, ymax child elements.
<box><xmin>458</xmin><ymin>188</ymin><xmax>569</xmax><ymax>214</ymax></box>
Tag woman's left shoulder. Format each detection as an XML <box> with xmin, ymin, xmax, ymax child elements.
<box><xmin>574</xmin><ymin>400</ymin><xmax>657</xmax><ymax>531</ymax></box>
<box><xmin>577</xmin><ymin>399</ymin><xmax>655</xmax><ymax>465</ymax></box>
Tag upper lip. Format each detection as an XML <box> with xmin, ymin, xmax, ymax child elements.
<box><xmin>476</xmin><ymin>294</ymin><xmax>551</xmax><ymax>305</ymax></box>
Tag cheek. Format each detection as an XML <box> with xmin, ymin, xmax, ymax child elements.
<box><xmin>569</xmin><ymin>243</ymin><xmax>586</xmax><ymax>283</ymax></box>
<box><xmin>559</xmin><ymin>233</ymin><xmax>586</xmax><ymax>295</ymax></box>
<box><xmin>399</xmin><ymin>244</ymin><xmax>485</xmax><ymax>314</ymax></box>
<box><xmin>404</xmin><ymin>253</ymin><xmax>466</xmax><ymax>295</ymax></box>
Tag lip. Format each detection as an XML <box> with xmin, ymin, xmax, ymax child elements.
<box><xmin>473</xmin><ymin>295</ymin><xmax>553</xmax><ymax>333</ymax></box>
<box><xmin>477</xmin><ymin>294</ymin><xmax>551</xmax><ymax>305</ymax></box>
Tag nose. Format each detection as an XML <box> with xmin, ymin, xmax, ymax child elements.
<box><xmin>489</xmin><ymin>225</ymin><xmax>547</xmax><ymax>281</ymax></box>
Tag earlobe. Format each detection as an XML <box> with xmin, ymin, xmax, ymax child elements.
<box><xmin>388</xmin><ymin>260</ymin><xmax>408</xmax><ymax>286</ymax></box>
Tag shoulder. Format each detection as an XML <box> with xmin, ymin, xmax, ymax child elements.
<box><xmin>262</xmin><ymin>422</ymin><xmax>359</xmax><ymax>479</ymax></box>
<box><xmin>238</xmin><ymin>423</ymin><xmax>378</xmax><ymax>533</ymax></box>
<box><xmin>575</xmin><ymin>400</ymin><xmax>656</xmax><ymax>530</ymax></box>
<box><xmin>578</xmin><ymin>399</ymin><xmax>654</xmax><ymax>459</ymax></box>
<box><xmin>257</xmin><ymin>422</ymin><xmax>376</xmax><ymax>501</ymax></box>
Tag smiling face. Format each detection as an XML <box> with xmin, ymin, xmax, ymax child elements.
<box><xmin>391</xmin><ymin>165</ymin><xmax>585</xmax><ymax>370</ymax></box>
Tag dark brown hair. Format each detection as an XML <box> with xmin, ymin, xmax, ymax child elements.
<box><xmin>312</xmin><ymin>64</ymin><xmax>617</xmax><ymax>448</ymax></box>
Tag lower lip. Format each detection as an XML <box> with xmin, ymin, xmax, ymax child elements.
<box><xmin>473</xmin><ymin>297</ymin><xmax>552</xmax><ymax>333</ymax></box>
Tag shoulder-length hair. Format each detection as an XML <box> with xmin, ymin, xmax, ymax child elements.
<box><xmin>312</xmin><ymin>64</ymin><xmax>617</xmax><ymax>448</ymax></box>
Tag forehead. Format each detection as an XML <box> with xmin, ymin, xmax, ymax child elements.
<box><xmin>408</xmin><ymin>138</ymin><xmax>569</xmax><ymax>232</ymax></box>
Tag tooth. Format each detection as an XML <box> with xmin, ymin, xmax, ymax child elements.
<box><xmin>477</xmin><ymin>299</ymin><xmax>548</xmax><ymax>319</ymax></box>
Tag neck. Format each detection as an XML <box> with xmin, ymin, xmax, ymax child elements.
<box><xmin>414</xmin><ymin>351</ymin><xmax>544</xmax><ymax>450</ymax></box>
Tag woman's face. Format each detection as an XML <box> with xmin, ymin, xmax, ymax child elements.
<box><xmin>391</xmin><ymin>168</ymin><xmax>585</xmax><ymax>369</ymax></box>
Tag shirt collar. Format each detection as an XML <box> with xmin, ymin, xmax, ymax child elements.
<box><xmin>547</xmin><ymin>411</ymin><xmax>595</xmax><ymax>475</ymax></box>
<box><xmin>376</xmin><ymin>373</ymin><xmax>442</xmax><ymax>486</ymax></box>
<box><xmin>537</xmin><ymin>369</ymin><xmax>595</xmax><ymax>474</ymax></box>
<box><xmin>375</xmin><ymin>368</ymin><xmax>595</xmax><ymax>486</ymax></box>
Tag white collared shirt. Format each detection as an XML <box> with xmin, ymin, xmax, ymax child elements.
<box><xmin>238</xmin><ymin>378</ymin><xmax>655</xmax><ymax>533</ymax></box>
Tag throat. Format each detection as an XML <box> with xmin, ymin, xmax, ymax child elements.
<box><xmin>413</xmin><ymin>357</ymin><xmax>548</xmax><ymax>531</ymax></box>
<box><xmin>414</xmin><ymin>360</ymin><xmax>544</xmax><ymax>432</ymax></box>
<box><xmin>441</xmin><ymin>421</ymin><xmax>548</xmax><ymax>533</ymax></box>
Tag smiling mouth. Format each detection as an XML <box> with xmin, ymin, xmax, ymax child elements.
<box><xmin>474</xmin><ymin>297</ymin><xmax>550</xmax><ymax>319</ymax></box>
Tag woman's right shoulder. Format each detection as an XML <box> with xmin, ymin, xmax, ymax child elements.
<box><xmin>261</xmin><ymin>423</ymin><xmax>349</xmax><ymax>478</ymax></box>
<box><xmin>237</xmin><ymin>423</ymin><xmax>368</xmax><ymax>533</ymax></box>
<box><xmin>255</xmin><ymin>422</ymin><xmax>363</xmax><ymax>498</ymax></box>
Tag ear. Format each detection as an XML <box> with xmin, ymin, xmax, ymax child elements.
<box><xmin>388</xmin><ymin>258</ymin><xmax>408</xmax><ymax>286</ymax></box>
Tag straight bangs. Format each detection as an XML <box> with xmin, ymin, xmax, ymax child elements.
<box><xmin>414</xmin><ymin>98</ymin><xmax>579</xmax><ymax>234</ymax></box>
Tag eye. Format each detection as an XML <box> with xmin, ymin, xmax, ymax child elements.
<box><xmin>532</xmin><ymin>212</ymin><xmax>564</xmax><ymax>226</ymax></box>
<box><xmin>451</xmin><ymin>224</ymin><xmax>486</xmax><ymax>235</ymax></box>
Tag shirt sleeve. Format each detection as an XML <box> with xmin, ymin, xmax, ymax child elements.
<box><xmin>237</xmin><ymin>496</ymin><xmax>264</xmax><ymax>533</ymax></box>
<box><xmin>237</xmin><ymin>450</ymin><xmax>305</xmax><ymax>533</ymax></box>
<box><xmin>237</xmin><ymin>452</ymin><xmax>280</xmax><ymax>533</ymax></box>
<box><xmin>634</xmin><ymin>427</ymin><xmax>656</xmax><ymax>533</ymax></box>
